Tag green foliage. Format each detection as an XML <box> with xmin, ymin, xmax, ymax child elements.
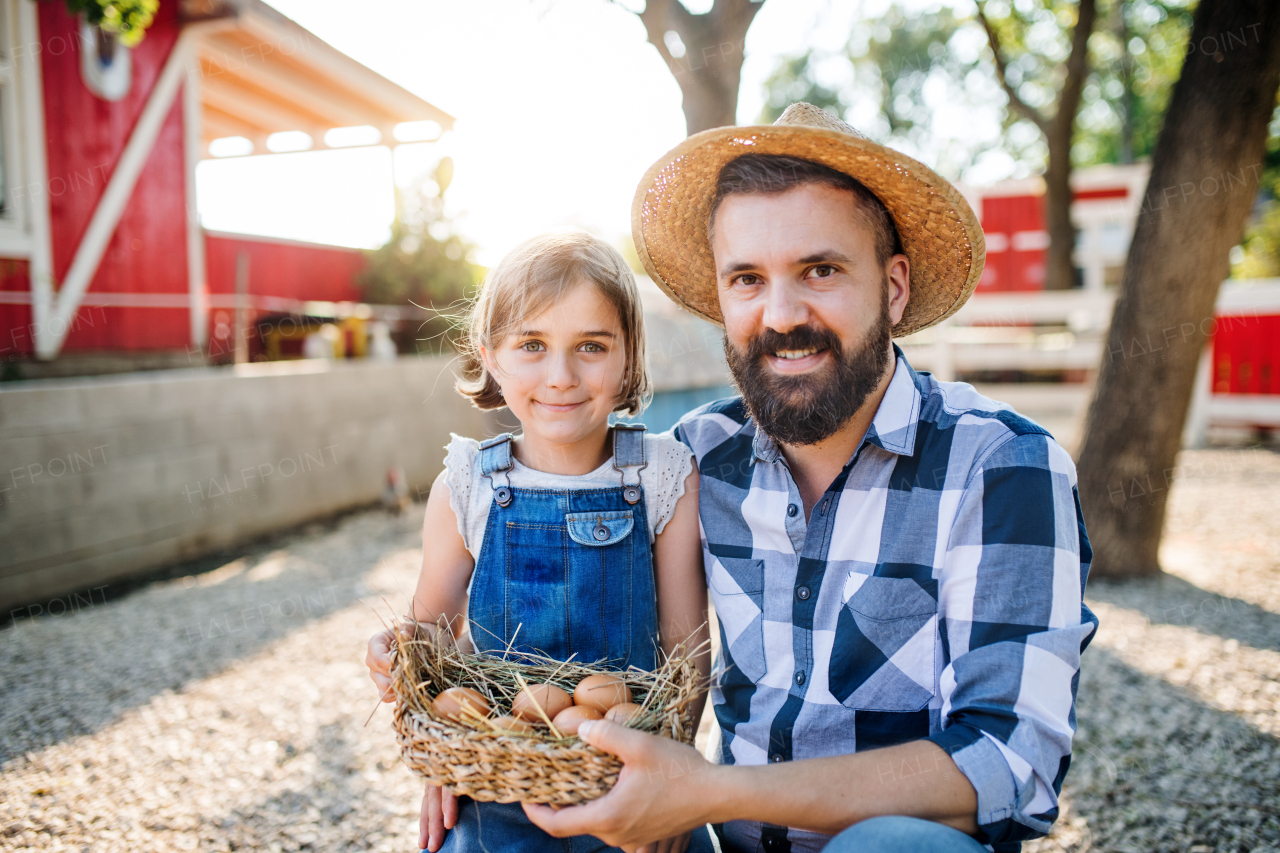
<box><xmin>358</xmin><ymin>160</ymin><xmax>480</xmax><ymax>352</ymax></box>
<box><xmin>1234</xmin><ymin>202</ymin><xmax>1280</xmax><ymax>278</ymax></box>
<box><xmin>53</xmin><ymin>0</ymin><xmax>158</xmax><ymax>47</ymax></box>
<box><xmin>1234</xmin><ymin>116</ymin><xmax>1280</xmax><ymax>277</ymax></box>
<box><xmin>760</xmin><ymin>0</ymin><xmax>1194</xmax><ymax>178</ymax></box>
<box><xmin>760</xmin><ymin>5</ymin><xmax>1028</xmax><ymax>178</ymax></box>
<box><xmin>761</xmin><ymin>55</ymin><xmax>842</xmax><ymax>123</ymax></box>
<box><xmin>1074</xmin><ymin>0</ymin><xmax>1195</xmax><ymax>166</ymax></box>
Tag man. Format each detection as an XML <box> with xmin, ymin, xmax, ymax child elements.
<box><xmin>523</xmin><ymin>104</ymin><xmax>1098</xmax><ymax>852</ymax></box>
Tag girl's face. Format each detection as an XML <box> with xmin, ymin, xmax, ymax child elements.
<box><xmin>483</xmin><ymin>279</ymin><xmax>627</xmax><ymax>452</ymax></box>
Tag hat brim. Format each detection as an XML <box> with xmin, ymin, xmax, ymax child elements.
<box><xmin>631</xmin><ymin>124</ymin><xmax>986</xmax><ymax>337</ymax></box>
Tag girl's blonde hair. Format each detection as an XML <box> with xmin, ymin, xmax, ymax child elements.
<box><xmin>457</xmin><ymin>230</ymin><xmax>652</xmax><ymax>417</ymax></box>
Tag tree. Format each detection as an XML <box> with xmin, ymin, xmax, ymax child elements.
<box><xmin>1076</xmin><ymin>0</ymin><xmax>1280</xmax><ymax>578</ymax></box>
<box><xmin>625</xmin><ymin>0</ymin><xmax>767</xmax><ymax>135</ymax></box>
<box><xmin>759</xmin><ymin>6</ymin><xmax>1002</xmax><ymax>178</ymax></box>
<box><xmin>757</xmin><ymin>1</ymin><xmax>1100</xmax><ymax>288</ymax></box>
<box><xmin>759</xmin><ymin>2</ymin><xmax>1192</xmax><ymax>191</ymax></box>
<box><xmin>976</xmin><ymin>0</ymin><xmax>1099</xmax><ymax>291</ymax></box>
<box><xmin>358</xmin><ymin>158</ymin><xmax>480</xmax><ymax>352</ymax></box>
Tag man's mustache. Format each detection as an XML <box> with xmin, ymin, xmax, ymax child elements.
<box><xmin>744</xmin><ymin>325</ymin><xmax>842</xmax><ymax>361</ymax></box>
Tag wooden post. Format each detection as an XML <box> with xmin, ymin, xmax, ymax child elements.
<box><xmin>234</xmin><ymin>251</ymin><xmax>249</xmax><ymax>365</ymax></box>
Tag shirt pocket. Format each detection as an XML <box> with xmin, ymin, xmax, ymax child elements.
<box><xmin>564</xmin><ymin>510</ymin><xmax>635</xmax><ymax>547</ymax></box>
<box><xmin>828</xmin><ymin>574</ymin><xmax>937</xmax><ymax>713</ymax></box>
<box><xmin>708</xmin><ymin>557</ymin><xmax>767</xmax><ymax>684</ymax></box>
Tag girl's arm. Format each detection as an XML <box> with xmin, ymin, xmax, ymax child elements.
<box><xmin>408</xmin><ymin>468</ymin><xmax>477</xmax><ymax>643</ymax></box>
<box><xmin>651</xmin><ymin>465</ymin><xmax>710</xmax><ymax>725</ymax></box>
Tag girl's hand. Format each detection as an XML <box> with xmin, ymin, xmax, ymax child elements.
<box><xmin>366</xmin><ymin>622</ymin><xmax>459</xmax><ymax>703</ymax></box>
<box><xmin>420</xmin><ymin>781</ymin><xmax>459</xmax><ymax>852</ymax></box>
<box><xmin>364</xmin><ymin>628</ymin><xmax>396</xmax><ymax>702</ymax></box>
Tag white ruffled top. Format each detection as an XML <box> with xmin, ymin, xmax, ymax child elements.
<box><xmin>443</xmin><ymin>432</ymin><xmax>695</xmax><ymax>560</ymax></box>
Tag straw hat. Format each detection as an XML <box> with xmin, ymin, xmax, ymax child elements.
<box><xmin>630</xmin><ymin>103</ymin><xmax>985</xmax><ymax>337</ymax></box>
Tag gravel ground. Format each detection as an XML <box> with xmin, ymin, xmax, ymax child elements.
<box><xmin>1</xmin><ymin>448</ymin><xmax>1278</xmax><ymax>852</ymax></box>
<box><xmin>1027</xmin><ymin>448</ymin><xmax>1280</xmax><ymax>853</ymax></box>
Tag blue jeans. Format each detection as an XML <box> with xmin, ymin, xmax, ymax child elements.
<box><xmin>435</xmin><ymin>799</ymin><xmax>720</xmax><ymax>853</ymax></box>
<box><xmin>821</xmin><ymin>816</ymin><xmax>988</xmax><ymax>853</ymax></box>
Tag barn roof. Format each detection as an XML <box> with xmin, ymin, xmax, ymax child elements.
<box><xmin>180</xmin><ymin>0</ymin><xmax>454</xmax><ymax>154</ymax></box>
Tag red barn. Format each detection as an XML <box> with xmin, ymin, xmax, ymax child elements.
<box><xmin>0</xmin><ymin>0</ymin><xmax>451</xmax><ymax>375</ymax></box>
<box><xmin>960</xmin><ymin>164</ymin><xmax>1151</xmax><ymax>294</ymax></box>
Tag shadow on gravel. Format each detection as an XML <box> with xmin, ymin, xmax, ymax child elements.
<box><xmin>207</xmin><ymin>719</ymin><xmax>420</xmax><ymax>853</ymax></box>
<box><xmin>1051</xmin><ymin>646</ymin><xmax>1280</xmax><ymax>853</ymax></box>
<box><xmin>1086</xmin><ymin>575</ymin><xmax>1280</xmax><ymax>653</ymax></box>
<box><xmin>0</xmin><ymin>512</ymin><xmax>419</xmax><ymax>766</ymax></box>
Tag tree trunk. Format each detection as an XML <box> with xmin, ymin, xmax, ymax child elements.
<box><xmin>1042</xmin><ymin>0</ymin><xmax>1097</xmax><ymax>291</ymax></box>
<box><xmin>635</xmin><ymin>0</ymin><xmax>765</xmax><ymax>135</ymax></box>
<box><xmin>1076</xmin><ymin>0</ymin><xmax>1280</xmax><ymax>578</ymax></box>
<box><xmin>1042</xmin><ymin>129</ymin><xmax>1080</xmax><ymax>291</ymax></box>
<box><xmin>976</xmin><ymin>0</ymin><xmax>1097</xmax><ymax>291</ymax></box>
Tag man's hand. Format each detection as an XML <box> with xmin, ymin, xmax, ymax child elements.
<box><xmin>364</xmin><ymin>628</ymin><xmax>396</xmax><ymax>702</ymax></box>
<box><xmin>419</xmin><ymin>781</ymin><xmax>459</xmax><ymax>852</ymax></box>
<box><xmin>522</xmin><ymin>719</ymin><xmax>718</xmax><ymax>852</ymax></box>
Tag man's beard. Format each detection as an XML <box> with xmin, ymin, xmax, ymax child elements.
<box><xmin>725</xmin><ymin>290</ymin><xmax>893</xmax><ymax>447</ymax></box>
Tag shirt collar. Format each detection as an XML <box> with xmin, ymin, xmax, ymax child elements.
<box><xmin>749</xmin><ymin>344</ymin><xmax>923</xmax><ymax>463</ymax></box>
<box><xmin>863</xmin><ymin>345</ymin><xmax>922</xmax><ymax>456</ymax></box>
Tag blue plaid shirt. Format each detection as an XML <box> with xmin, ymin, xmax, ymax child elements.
<box><xmin>673</xmin><ymin>347</ymin><xmax>1097</xmax><ymax>853</ymax></box>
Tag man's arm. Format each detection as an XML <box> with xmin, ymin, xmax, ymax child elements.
<box><xmin>713</xmin><ymin>739</ymin><xmax>977</xmax><ymax>835</ymax></box>
<box><xmin>922</xmin><ymin>431</ymin><xmax>1096</xmax><ymax>845</ymax></box>
<box><xmin>524</xmin><ymin>721</ymin><xmax>976</xmax><ymax>850</ymax></box>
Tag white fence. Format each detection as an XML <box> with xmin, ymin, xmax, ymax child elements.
<box><xmin>898</xmin><ymin>279</ymin><xmax>1280</xmax><ymax>444</ymax></box>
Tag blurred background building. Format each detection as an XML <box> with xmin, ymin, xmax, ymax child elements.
<box><xmin>0</xmin><ymin>0</ymin><xmax>451</xmax><ymax>377</ymax></box>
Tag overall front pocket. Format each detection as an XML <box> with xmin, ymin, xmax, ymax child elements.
<box><xmin>564</xmin><ymin>511</ymin><xmax>635</xmax><ymax>547</ymax></box>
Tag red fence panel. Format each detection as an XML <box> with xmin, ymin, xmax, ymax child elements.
<box><xmin>1213</xmin><ymin>314</ymin><xmax>1280</xmax><ymax>395</ymax></box>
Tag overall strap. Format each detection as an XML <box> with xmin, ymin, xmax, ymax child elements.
<box><xmin>479</xmin><ymin>433</ymin><xmax>515</xmax><ymax>507</ymax></box>
<box><xmin>612</xmin><ymin>423</ymin><xmax>647</xmax><ymax>505</ymax></box>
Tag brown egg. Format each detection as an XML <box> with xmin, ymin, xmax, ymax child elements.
<box><xmin>431</xmin><ymin>686</ymin><xmax>491</xmax><ymax>723</ymax></box>
<box><xmin>573</xmin><ymin>673</ymin><xmax>632</xmax><ymax>713</ymax></box>
<box><xmin>490</xmin><ymin>714</ymin><xmax>538</xmax><ymax>735</ymax></box>
<box><xmin>604</xmin><ymin>702</ymin><xmax>643</xmax><ymax>725</ymax></box>
<box><xmin>553</xmin><ymin>704</ymin><xmax>603</xmax><ymax>736</ymax></box>
<box><xmin>511</xmin><ymin>683</ymin><xmax>573</xmax><ymax>723</ymax></box>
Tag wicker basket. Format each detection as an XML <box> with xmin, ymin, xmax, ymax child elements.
<box><xmin>390</xmin><ymin>624</ymin><xmax>706</xmax><ymax>805</ymax></box>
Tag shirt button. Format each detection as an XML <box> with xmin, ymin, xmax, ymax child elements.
<box><xmin>787</xmin><ymin>503</ymin><xmax>798</xmax><ymax>517</ymax></box>
<box><xmin>769</xmin><ymin>753</ymin><xmax>784</xmax><ymax>763</ymax></box>
<box><xmin>796</xmin><ymin>585</ymin><xmax>811</xmax><ymax>601</ymax></box>
<box><xmin>795</xmin><ymin>670</ymin><xmax>806</xmax><ymax>686</ymax></box>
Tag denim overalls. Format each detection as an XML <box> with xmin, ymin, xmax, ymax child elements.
<box><xmin>438</xmin><ymin>425</ymin><xmax>660</xmax><ymax>853</ymax></box>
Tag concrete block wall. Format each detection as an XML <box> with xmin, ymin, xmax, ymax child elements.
<box><xmin>0</xmin><ymin>356</ymin><xmax>486</xmax><ymax>611</ymax></box>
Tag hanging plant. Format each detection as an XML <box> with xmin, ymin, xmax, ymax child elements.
<box><xmin>52</xmin><ymin>0</ymin><xmax>159</xmax><ymax>47</ymax></box>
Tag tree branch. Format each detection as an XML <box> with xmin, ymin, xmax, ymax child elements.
<box><xmin>709</xmin><ymin>0</ymin><xmax>765</xmax><ymax>44</ymax></box>
<box><xmin>1053</xmin><ymin>0</ymin><xmax>1099</xmax><ymax>136</ymax></box>
<box><xmin>974</xmin><ymin>0</ymin><xmax>1050</xmax><ymax>134</ymax></box>
<box><xmin>634</xmin><ymin>0</ymin><xmax>694</xmax><ymax>66</ymax></box>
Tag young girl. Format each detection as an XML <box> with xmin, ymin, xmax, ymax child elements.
<box><xmin>365</xmin><ymin>231</ymin><xmax>709</xmax><ymax>853</ymax></box>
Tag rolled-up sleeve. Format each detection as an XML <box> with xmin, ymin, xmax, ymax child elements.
<box><xmin>926</xmin><ymin>432</ymin><xmax>1098</xmax><ymax>848</ymax></box>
